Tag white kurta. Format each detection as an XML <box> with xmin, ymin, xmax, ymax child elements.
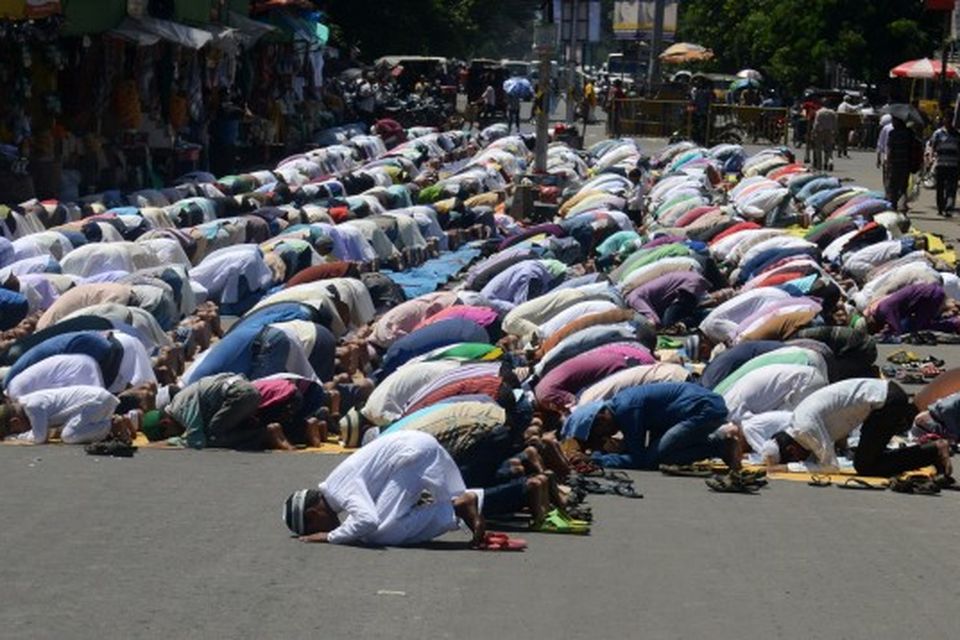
<box><xmin>189</xmin><ymin>245</ymin><xmax>274</xmax><ymax>304</ymax></box>
<box><xmin>319</xmin><ymin>431</ymin><xmax>467</xmax><ymax>545</ymax></box>
<box><xmin>788</xmin><ymin>378</ymin><xmax>889</xmax><ymax>468</ymax></box>
<box><xmin>11</xmin><ymin>385</ymin><xmax>119</xmax><ymax>444</ymax></box>
<box><xmin>721</xmin><ymin>364</ymin><xmax>828</xmax><ymax>423</ymax></box>
<box><xmin>113</xmin><ymin>332</ymin><xmax>158</xmax><ymax>392</ymax></box>
<box><xmin>699</xmin><ymin>287</ymin><xmax>791</xmax><ymax>345</ymax></box>
<box><xmin>5</xmin><ymin>354</ymin><xmax>104</xmax><ymax>400</ymax></box>
<box><xmin>361</xmin><ymin>361</ymin><xmax>459</xmax><ymax>426</ymax></box>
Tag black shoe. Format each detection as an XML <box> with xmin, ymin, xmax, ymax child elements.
<box><xmin>85</xmin><ymin>440</ymin><xmax>137</xmax><ymax>458</ymax></box>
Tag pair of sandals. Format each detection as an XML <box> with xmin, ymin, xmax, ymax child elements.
<box><xmin>474</xmin><ymin>532</ymin><xmax>527</xmax><ymax>552</ymax></box>
<box><xmin>84</xmin><ymin>440</ymin><xmax>137</xmax><ymax>458</ymax></box>
<box><xmin>530</xmin><ymin>508</ymin><xmax>591</xmax><ymax>535</ymax></box>
<box><xmin>705</xmin><ymin>469</ymin><xmax>767</xmax><ymax>494</ymax></box>
<box><xmin>812</xmin><ymin>474</ymin><xmax>957</xmax><ymax>495</ymax></box>
<box><xmin>568</xmin><ymin>475</ymin><xmax>643</xmax><ymax>499</ymax></box>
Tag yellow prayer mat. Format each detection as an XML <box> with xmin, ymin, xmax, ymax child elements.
<box><xmin>130</xmin><ymin>432</ymin><xmax>355</xmax><ymax>454</ymax></box>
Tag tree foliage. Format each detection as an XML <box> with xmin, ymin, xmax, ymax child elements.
<box><xmin>678</xmin><ymin>0</ymin><xmax>944</xmax><ymax>92</ymax></box>
<box><xmin>321</xmin><ymin>0</ymin><xmax>541</xmax><ymax>61</ymax></box>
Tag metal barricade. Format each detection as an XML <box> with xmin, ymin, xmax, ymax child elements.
<box><xmin>709</xmin><ymin>105</ymin><xmax>789</xmax><ymax>146</ymax></box>
<box><xmin>609</xmin><ymin>99</ymin><xmax>789</xmax><ymax>146</ymax></box>
<box><xmin>608</xmin><ymin>99</ymin><xmax>690</xmax><ymax>138</ymax></box>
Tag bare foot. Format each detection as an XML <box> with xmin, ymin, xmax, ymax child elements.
<box><xmin>935</xmin><ymin>439</ymin><xmax>953</xmax><ymax>476</ymax></box>
<box><xmin>453</xmin><ymin>491</ymin><xmax>485</xmax><ymax>547</ymax></box>
<box><xmin>265</xmin><ymin>423</ymin><xmax>296</xmax><ymax>451</ymax></box>
<box><xmin>304</xmin><ymin>417</ymin><xmax>328</xmax><ymax>448</ymax></box>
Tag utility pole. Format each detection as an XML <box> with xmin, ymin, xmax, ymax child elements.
<box><xmin>647</xmin><ymin>0</ymin><xmax>665</xmax><ymax>92</ymax></box>
<box><xmin>565</xmin><ymin>0</ymin><xmax>580</xmax><ymax>124</ymax></box>
<box><xmin>534</xmin><ymin>3</ymin><xmax>556</xmax><ymax>173</ymax></box>
<box><xmin>941</xmin><ymin>8</ymin><xmax>953</xmax><ymax>111</ymax></box>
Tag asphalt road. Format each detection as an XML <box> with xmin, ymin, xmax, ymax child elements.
<box><xmin>4</xmin><ymin>145</ymin><xmax>960</xmax><ymax>640</ymax></box>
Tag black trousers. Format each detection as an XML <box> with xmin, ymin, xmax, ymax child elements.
<box><xmin>935</xmin><ymin>165</ymin><xmax>959</xmax><ymax>213</ymax></box>
<box><xmin>854</xmin><ymin>383</ymin><xmax>938</xmax><ymax>476</ymax></box>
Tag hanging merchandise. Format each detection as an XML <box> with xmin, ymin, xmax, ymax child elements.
<box><xmin>113</xmin><ymin>78</ymin><xmax>143</xmax><ymax>130</ymax></box>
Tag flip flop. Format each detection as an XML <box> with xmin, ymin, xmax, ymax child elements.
<box><xmin>475</xmin><ymin>532</ymin><xmax>527</xmax><ymax>551</ymax></box>
<box><xmin>705</xmin><ymin>473</ymin><xmax>758</xmax><ymax>494</ymax></box>
<box><xmin>934</xmin><ymin>475</ymin><xmax>960</xmax><ymax>491</ymax></box>
<box><xmin>530</xmin><ymin>509</ymin><xmax>590</xmax><ymax>535</ymax></box>
<box><xmin>836</xmin><ymin>477</ymin><xmax>888</xmax><ymax>491</ymax></box>
<box><xmin>659</xmin><ymin>463</ymin><xmax>713</xmax><ymax>478</ymax></box>
<box><xmin>546</xmin><ymin>508</ymin><xmax>590</xmax><ymax>528</ymax></box>
<box><xmin>890</xmin><ymin>475</ymin><xmax>940</xmax><ymax>495</ymax></box>
<box><xmin>603</xmin><ymin>470</ymin><xmax>633</xmax><ymax>483</ymax></box>
<box><xmin>84</xmin><ymin>441</ymin><xmax>137</xmax><ymax>458</ymax></box>
<box><xmin>613</xmin><ymin>483</ymin><xmax>644</xmax><ymax>499</ymax></box>
<box><xmin>807</xmin><ymin>474</ymin><xmax>833</xmax><ymax>487</ymax></box>
<box><xmin>562</xmin><ymin>504</ymin><xmax>593</xmax><ymax>522</ymax></box>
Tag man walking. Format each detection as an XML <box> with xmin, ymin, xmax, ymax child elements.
<box><xmin>811</xmin><ymin>100</ymin><xmax>838</xmax><ymax>171</ymax></box>
<box><xmin>929</xmin><ymin>112</ymin><xmax>960</xmax><ymax>217</ymax></box>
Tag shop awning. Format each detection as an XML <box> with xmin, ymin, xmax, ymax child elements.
<box><xmin>109</xmin><ymin>15</ymin><xmax>213</xmax><ymax>49</ymax></box>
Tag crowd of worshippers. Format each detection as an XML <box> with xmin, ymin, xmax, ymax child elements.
<box><xmin>4</xmin><ymin>121</ymin><xmax>960</xmax><ymax>546</ymax></box>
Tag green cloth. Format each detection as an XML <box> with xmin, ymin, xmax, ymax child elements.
<box><xmin>141</xmin><ymin>410</ymin><xmax>164</xmax><ymax>442</ymax></box>
<box><xmin>540</xmin><ymin>259</ymin><xmax>568</xmax><ymax>279</ymax></box>
<box><xmin>418</xmin><ymin>184</ymin><xmax>444</xmax><ymax>204</ymax></box>
<box><xmin>713</xmin><ymin>349</ymin><xmax>819</xmax><ymax>396</ymax></box>
<box><xmin>615</xmin><ymin>244</ymin><xmax>691</xmax><ymax>283</ymax></box>
<box><xmin>428</xmin><ymin>343</ymin><xmax>502</xmax><ymax>362</ymax></box>
<box><xmin>596</xmin><ymin>230</ymin><xmax>640</xmax><ymax>258</ymax></box>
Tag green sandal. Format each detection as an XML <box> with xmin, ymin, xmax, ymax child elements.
<box><xmin>530</xmin><ymin>509</ymin><xmax>591</xmax><ymax>535</ymax></box>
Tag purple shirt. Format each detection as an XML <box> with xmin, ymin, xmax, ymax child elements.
<box><xmin>872</xmin><ymin>282</ymin><xmax>945</xmax><ymax>335</ymax></box>
<box><xmin>535</xmin><ymin>342</ymin><xmax>655</xmax><ymax>409</ymax></box>
<box><xmin>626</xmin><ymin>271</ymin><xmax>710</xmax><ymax>324</ymax></box>
<box><xmin>480</xmin><ymin>260</ymin><xmax>555</xmax><ymax>304</ymax></box>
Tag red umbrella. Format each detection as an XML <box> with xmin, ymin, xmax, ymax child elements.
<box><xmin>889</xmin><ymin>58</ymin><xmax>959</xmax><ymax>79</ymax></box>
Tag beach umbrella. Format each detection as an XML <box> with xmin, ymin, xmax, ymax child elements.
<box><xmin>503</xmin><ymin>76</ymin><xmax>534</xmax><ymax>99</ymax></box>
<box><xmin>729</xmin><ymin>77</ymin><xmax>761</xmax><ymax>92</ymax></box>
<box><xmin>881</xmin><ymin>103</ymin><xmax>925</xmax><ymax>127</ymax></box>
<box><xmin>736</xmin><ymin>69</ymin><xmax>763</xmax><ymax>81</ymax></box>
<box><xmin>889</xmin><ymin>58</ymin><xmax>959</xmax><ymax>79</ymax></box>
<box><xmin>659</xmin><ymin>42</ymin><xmax>714</xmax><ymax>64</ymax></box>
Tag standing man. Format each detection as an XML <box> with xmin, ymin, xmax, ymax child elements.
<box><xmin>811</xmin><ymin>100</ymin><xmax>838</xmax><ymax>171</ymax></box>
<box><xmin>481</xmin><ymin>77</ymin><xmax>497</xmax><ymax>121</ymax></box>
<box><xmin>876</xmin><ymin>113</ymin><xmax>893</xmax><ymax>192</ymax></box>
<box><xmin>886</xmin><ymin>117</ymin><xmax>921</xmax><ymax>213</ymax></box>
<box><xmin>929</xmin><ymin>112</ymin><xmax>960</xmax><ymax>217</ymax></box>
<box><xmin>507</xmin><ymin>91</ymin><xmax>522</xmax><ymax>134</ymax></box>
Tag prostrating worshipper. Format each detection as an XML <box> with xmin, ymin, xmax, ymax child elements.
<box><xmin>0</xmin><ymin>385</ymin><xmax>121</xmax><ymax>444</ymax></box>
<box><xmin>181</xmin><ymin>320</ymin><xmax>320</xmax><ymax>386</ymax></box>
<box><xmin>140</xmin><ymin>373</ymin><xmax>293</xmax><ymax>450</ymax></box>
<box><xmin>534</xmin><ymin>342</ymin><xmax>656</xmax><ymax>416</ymax></box>
<box><xmin>375</xmin><ymin>317</ymin><xmax>489</xmax><ymax>381</ymax></box>
<box><xmin>282</xmin><ymin>431</ymin><xmax>486</xmax><ymax>546</ymax></box>
<box><xmin>561</xmin><ymin>382</ymin><xmax>742</xmax><ymax>470</ymax></box>
<box><xmin>3</xmin><ymin>330</ymin><xmax>125</xmax><ymax>391</ymax></box>
<box><xmin>761</xmin><ymin>378</ymin><xmax>953</xmax><ymax>476</ymax></box>
<box><xmin>251</xmin><ymin>375</ymin><xmax>330</xmax><ymax>448</ymax></box>
<box><xmin>624</xmin><ymin>270</ymin><xmax>711</xmax><ymax>330</ymax></box>
<box><xmin>188</xmin><ymin>244</ymin><xmax>276</xmax><ymax>315</ymax></box>
<box><xmin>865</xmin><ymin>282</ymin><xmax>960</xmax><ymax>338</ymax></box>
<box><xmin>719</xmin><ymin>363</ymin><xmax>828</xmax><ymax>423</ymax></box>
<box><xmin>375</xmin><ymin>401</ymin><xmax>588</xmax><ymax>532</ymax></box>
<box><xmin>3</xmin><ymin>353</ymin><xmax>104</xmax><ymax>399</ymax></box>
